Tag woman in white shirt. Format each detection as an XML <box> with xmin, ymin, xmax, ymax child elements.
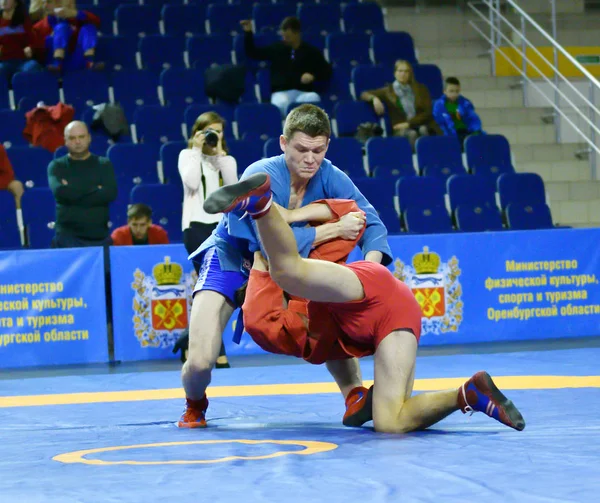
<box><xmin>178</xmin><ymin>111</ymin><xmax>238</xmax><ymax>368</ymax></box>
<box><xmin>179</xmin><ymin>111</ymin><xmax>238</xmax><ymax>260</ymax></box>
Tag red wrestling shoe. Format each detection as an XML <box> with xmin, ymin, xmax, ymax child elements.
<box><xmin>343</xmin><ymin>385</ymin><xmax>373</xmax><ymax>427</ymax></box>
<box><xmin>203</xmin><ymin>173</ymin><xmax>272</xmax><ymax>218</ymax></box>
<box><xmin>177</xmin><ymin>396</ymin><xmax>209</xmax><ymax>428</ymax></box>
<box><xmin>458</xmin><ymin>371</ymin><xmax>525</xmax><ymax>431</ymax></box>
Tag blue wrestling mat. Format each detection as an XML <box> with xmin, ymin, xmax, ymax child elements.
<box><xmin>1</xmin><ymin>347</ymin><xmax>599</xmax><ymax>502</ymax></box>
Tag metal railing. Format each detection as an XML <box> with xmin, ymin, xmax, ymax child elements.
<box><xmin>468</xmin><ymin>0</ymin><xmax>599</xmax><ymax>179</ymax></box>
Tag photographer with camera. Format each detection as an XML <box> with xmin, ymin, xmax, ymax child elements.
<box><xmin>178</xmin><ymin>111</ymin><xmax>238</xmax><ymax>368</ymax></box>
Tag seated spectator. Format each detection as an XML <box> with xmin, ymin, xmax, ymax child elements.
<box><xmin>0</xmin><ymin>144</ymin><xmax>24</xmax><ymax>209</ymax></box>
<box><xmin>360</xmin><ymin>59</ymin><xmax>440</xmax><ymax>149</ymax></box>
<box><xmin>48</xmin><ymin>120</ymin><xmax>117</xmax><ymax>248</ymax></box>
<box><xmin>0</xmin><ymin>0</ymin><xmax>43</xmax><ymax>82</ymax></box>
<box><xmin>111</xmin><ymin>203</ymin><xmax>169</xmax><ymax>246</ymax></box>
<box><xmin>433</xmin><ymin>77</ymin><xmax>484</xmax><ymax>148</ymax></box>
<box><xmin>240</xmin><ymin>16</ymin><xmax>332</xmax><ymax>117</ymax></box>
<box><xmin>32</xmin><ymin>0</ymin><xmax>103</xmax><ymax>74</ymax></box>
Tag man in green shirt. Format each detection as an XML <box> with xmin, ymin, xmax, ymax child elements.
<box><xmin>48</xmin><ymin>121</ymin><xmax>117</xmax><ymax>248</ymax></box>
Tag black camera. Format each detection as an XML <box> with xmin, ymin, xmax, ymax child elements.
<box><xmin>204</xmin><ymin>129</ymin><xmax>219</xmax><ymax>148</ymax></box>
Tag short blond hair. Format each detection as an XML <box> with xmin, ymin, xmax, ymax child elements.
<box><xmin>283</xmin><ymin>104</ymin><xmax>331</xmax><ymax>140</ymax></box>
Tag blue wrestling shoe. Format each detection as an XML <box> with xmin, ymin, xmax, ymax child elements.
<box><xmin>343</xmin><ymin>385</ymin><xmax>373</xmax><ymax>427</ymax></box>
<box><xmin>203</xmin><ymin>173</ymin><xmax>272</xmax><ymax>218</ymax></box>
<box><xmin>458</xmin><ymin>372</ymin><xmax>525</xmax><ymax>431</ymax></box>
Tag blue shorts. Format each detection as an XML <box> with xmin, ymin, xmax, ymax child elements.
<box><xmin>193</xmin><ymin>247</ymin><xmax>247</xmax><ymax>305</ymax></box>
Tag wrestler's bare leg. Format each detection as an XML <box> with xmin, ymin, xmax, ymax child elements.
<box><xmin>372</xmin><ymin>330</ymin><xmax>459</xmax><ymax>433</ymax></box>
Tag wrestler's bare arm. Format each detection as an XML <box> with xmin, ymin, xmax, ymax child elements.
<box><xmin>274</xmin><ymin>202</ymin><xmax>333</xmax><ymax>224</ymax></box>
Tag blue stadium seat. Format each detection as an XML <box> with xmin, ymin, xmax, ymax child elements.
<box><xmin>303</xmin><ymin>32</ymin><xmax>326</xmax><ymax>51</ymax></box>
<box><xmin>298</xmin><ymin>4</ymin><xmax>341</xmax><ymax>35</ymax></box>
<box><xmin>162</xmin><ymin>4</ymin><xmax>206</xmax><ymax>37</ymax></box>
<box><xmin>62</xmin><ymin>71</ymin><xmax>110</xmax><ymax>112</ymax></box>
<box><xmin>326</xmin><ymin>137</ymin><xmax>365</xmax><ymax>179</ymax></box>
<box><xmin>396</xmin><ymin>176</ymin><xmax>446</xmax><ymax>214</ymax></box>
<box><xmin>263</xmin><ymin>137</ymin><xmax>281</xmax><ymax>158</ymax></box>
<box><xmin>455</xmin><ymin>204</ymin><xmax>503</xmax><ymax>232</ymax></box>
<box><xmin>235</xmin><ymin>103</ymin><xmax>281</xmax><ymax>141</ymax></box>
<box><xmin>416</xmin><ymin>136</ymin><xmax>465</xmax><ymax>182</ymax></box>
<box><xmin>371</xmin><ymin>32</ymin><xmax>417</xmax><ymax>65</ymax></box>
<box><xmin>21</xmin><ymin>187</ymin><xmax>55</xmax><ymax>248</ymax></box>
<box><xmin>11</xmin><ymin>71</ymin><xmax>60</xmax><ymax>106</ymax></box>
<box><xmin>115</xmin><ymin>5</ymin><xmax>160</xmax><ymax>37</ymax></box>
<box><xmin>497</xmin><ymin>172</ymin><xmax>546</xmax><ymax>211</ymax></box>
<box><xmin>184</xmin><ymin>103</ymin><xmax>235</xmax><ymax>140</ymax></box>
<box><xmin>314</xmin><ymin>61</ymin><xmax>352</xmax><ymax>105</ymax></box>
<box><xmin>326</xmin><ymin>33</ymin><xmax>371</xmax><ymax>65</ymax></box>
<box><xmin>160</xmin><ymin>141</ymin><xmax>187</xmax><ymax>185</ymax></box>
<box><xmin>0</xmin><ymin>111</ymin><xmax>27</xmax><ymax>147</ymax></box>
<box><xmin>78</xmin><ymin>4</ymin><xmax>113</xmax><ymax>36</ymax></box>
<box><xmin>253</xmin><ymin>4</ymin><xmax>296</xmax><ymax>33</ymax></box>
<box><xmin>160</xmin><ymin>68</ymin><xmax>209</xmax><ymax>111</ymax></box>
<box><xmin>404</xmin><ymin>205</ymin><xmax>453</xmax><ymax>234</ymax></box>
<box><xmin>354</xmin><ymin>178</ymin><xmax>401</xmax><ymax>233</ymax></box>
<box><xmin>414</xmin><ymin>64</ymin><xmax>444</xmax><ymax>101</ymax></box>
<box><xmin>95</xmin><ymin>36</ymin><xmax>138</xmax><ymax>71</ymax></box>
<box><xmin>351</xmin><ymin>64</ymin><xmax>388</xmax><ymax>99</ymax></box>
<box><xmin>0</xmin><ymin>70</ymin><xmax>9</xmax><ymax>110</ymax></box>
<box><xmin>134</xmin><ymin>106</ymin><xmax>184</xmax><ymax>144</ymax></box>
<box><xmin>465</xmin><ymin>134</ymin><xmax>515</xmax><ymax>182</ymax></box>
<box><xmin>228</xmin><ymin>138</ymin><xmax>265</xmax><ymax>176</ymax></box>
<box><xmin>334</xmin><ymin>100</ymin><xmax>380</xmax><ymax>137</ymax></box>
<box><xmin>139</xmin><ymin>35</ymin><xmax>186</xmax><ymax>74</ymax></box>
<box><xmin>207</xmin><ymin>4</ymin><xmax>252</xmax><ymax>36</ymax></box>
<box><xmin>6</xmin><ymin>146</ymin><xmax>53</xmax><ymax>189</ymax></box>
<box><xmin>130</xmin><ymin>184</ymin><xmax>183</xmax><ymax>242</ymax></box>
<box><xmin>506</xmin><ymin>203</ymin><xmax>554</xmax><ymax>230</ymax></box>
<box><xmin>112</xmin><ymin>69</ymin><xmax>160</xmax><ymax>122</ymax></box>
<box><xmin>446</xmin><ymin>174</ymin><xmax>497</xmax><ymax>214</ymax></box>
<box><xmin>187</xmin><ymin>34</ymin><xmax>233</xmax><ymax>71</ymax></box>
<box><xmin>0</xmin><ymin>191</ymin><xmax>20</xmax><ymax>249</ymax></box>
<box><xmin>107</xmin><ymin>143</ymin><xmax>160</xmax><ymax>186</ymax></box>
<box><xmin>366</xmin><ymin>137</ymin><xmax>415</xmax><ymax>178</ymax></box>
<box><xmin>342</xmin><ymin>2</ymin><xmax>385</xmax><ymax>34</ymax></box>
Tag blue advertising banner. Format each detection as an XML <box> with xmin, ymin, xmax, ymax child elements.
<box><xmin>110</xmin><ymin>227</ymin><xmax>600</xmax><ymax>362</ymax></box>
<box><xmin>110</xmin><ymin>245</ymin><xmax>267</xmax><ymax>362</ymax></box>
<box><xmin>0</xmin><ymin>247</ymin><xmax>108</xmax><ymax>369</ymax></box>
<box><xmin>382</xmin><ymin>228</ymin><xmax>600</xmax><ymax>345</ymax></box>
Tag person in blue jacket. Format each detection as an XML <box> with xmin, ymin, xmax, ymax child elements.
<box><xmin>178</xmin><ymin>104</ymin><xmax>393</xmax><ymax>429</ymax></box>
<box><xmin>433</xmin><ymin>77</ymin><xmax>484</xmax><ymax>148</ymax></box>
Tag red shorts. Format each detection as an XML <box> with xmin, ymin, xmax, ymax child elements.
<box><xmin>308</xmin><ymin>261</ymin><xmax>422</xmax><ymax>358</ymax></box>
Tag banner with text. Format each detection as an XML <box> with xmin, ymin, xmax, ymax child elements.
<box><xmin>0</xmin><ymin>248</ymin><xmax>108</xmax><ymax>368</ymax></box>
<box><xmin>383</xmin><ymin>228</ymin><xmax>600</xmax><ymax>345</ymax></box>
<box><xmin>110</xmin><ymin>245</ymin><xmax>268</xmax><ymax>362</ymax></box>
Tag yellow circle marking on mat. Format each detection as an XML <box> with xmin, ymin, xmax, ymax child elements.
<box><xmin>52</xmin><ymin>439</ymin><xmax>338</xmax><ymax>466</ymax></box>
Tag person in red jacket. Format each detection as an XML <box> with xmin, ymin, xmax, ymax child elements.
<box><xmin>0</xmin><ymin>0</ymin><xmax>42</xmax><ymax>82</ymax></box>
<box><xmin>32</xmin><ymin>0</ymin><xmax>102</xmax><ymax>73</ymax></box>
<box><xmin>0</xmin><ymin>145</ymin><xmax>24</xmax><ymax>208</ymax></box>
<box><xmin>111</xmin><ymin>203</ymin><xmax>170</xmax><ymax>246</ymax></box>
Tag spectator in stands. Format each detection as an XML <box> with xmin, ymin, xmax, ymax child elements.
<box><xmin>433</xmin><ymin>76</ymin><xmax>484</xmax><ymax>148</ymax></box>
<box><xmin>240</xmin><ymin>16</ymin><xmax>332</xmax><ymax>117</ymax></box>
<box><xmin>0</xmin><ymin>144</ymin><xmax>24</xmax><ymax>209</ymax></box>
<box><xmin>48</xmin><ymin>120</ymin><xmax>117</xmax><ymax>248</ymax></box>
<box><xmin>0</xmin><ymin>0</ymin><xmax>42</xmax><ymax>82</ymax></box>
<box><xmin>360</xmin><ymin>60</ymin><xmax>440</xmax><ymax>149</ymax></box>
<box><xmin>111</xmin><ymin>203</ymin><xmax>169</xmax><ymax>246</ymax></box>
<box><xmin>179</xmin><ymin>111</ymin><xmax>237</xmax><ymax>369</ymax></box>
<box><xmin>32</xmin><ymin>0</ymin><xmax>103</xmax><ymax>74</ymax></box>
